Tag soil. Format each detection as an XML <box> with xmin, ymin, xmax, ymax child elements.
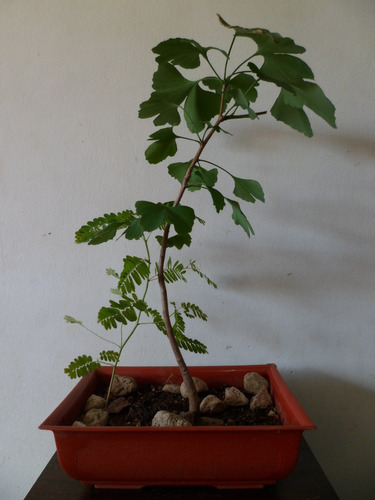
<box><xmin>96</xmin><ymin>384</ymin><xmax>281</xmax><ymax>427</ymax></box>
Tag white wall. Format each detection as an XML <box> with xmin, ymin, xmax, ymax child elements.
<box><xmin>1</xmin><ymin>1</ymin><xmax>374</xmax><ymax>498</ymax></box>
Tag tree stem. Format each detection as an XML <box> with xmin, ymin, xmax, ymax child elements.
<box><xmin>157</xmin><ymin>84</ymin><xmax>228</xmax><ymax>415</ymax></box>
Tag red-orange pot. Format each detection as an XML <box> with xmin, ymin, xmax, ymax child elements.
<box><xmin>40</xmin><ymin>364</ymin><xmax>315</xmax><ymax>489</ymax></box>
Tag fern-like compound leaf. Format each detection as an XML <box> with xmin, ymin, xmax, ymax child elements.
<box><xmin>189</xmin><ymin>261</ymin><xmax>218</xmax><ymax>289</ymax></box>
<box><xmin>181</xmin><ymin>302</ymin><xmax>207</xmax><ymax>321</ymax></box>
<box><xmin>99</xmin><ymin>350</ymin><xmax>120</xmax><ymax>363</ymax></box>
<box><xmin>156</xmin><ymin>257</ymin><xmax>188</xmax><ymax>283</ymax></box>
<box><xmin>64</xmin><ymin>355</ymin><xmax>101</xmax><ymax>379</ymax></box>
<box><xmin>98</xmin><ymin>300</ymin><xmax>137</xmax><ymax>330</ymax></box>
<box><xmin>172</xmin><ymin>309</ymin><xmax>208</xmax><ymax>354</ymax></box>
<box><xmin>75</xmin><ymin>211</ymin><xmax>135</xmax><ymax>245</ymax></box>
<box><xmin>119</xmin><ymin>256</ymin><xmax>150</xmax><ymax>293</ymax></box>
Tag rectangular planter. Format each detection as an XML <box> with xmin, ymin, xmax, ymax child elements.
<box><xmin>40</xmin><ymin>364</ymin><xmax>316</xmax><ymax>489</ymax></box>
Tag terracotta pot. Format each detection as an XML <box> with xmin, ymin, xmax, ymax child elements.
<box><xmin>40</xmin><ymin>364</ymin><xmax>315</xmax><ymax>489</ymax></box>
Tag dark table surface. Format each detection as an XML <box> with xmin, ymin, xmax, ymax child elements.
<box><xmin>24</xmin><ymin>438</ymin><xmax>339</xmax><ymax>500</ymax></box>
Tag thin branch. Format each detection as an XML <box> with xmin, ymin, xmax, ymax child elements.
<box><xmin>222</xmin><ymin>110</ymin><xmax>267</xmax><ymax>121</ymax></box>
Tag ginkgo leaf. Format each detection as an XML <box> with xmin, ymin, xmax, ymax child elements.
<box><xmin>290</xmin><ymin>81</ymin><xmax>336</xmax><ymax>129</ymax></box>
<box><xmin>184</xmin><ymin>83</ymin><xmax>222</xmax><ymax>133</ymax></box>
<box><xmin>207</xmin><ymin>187</ymin><xmax>226</xmax><ymax>213</ymax></box>
<box><xmin>226</xmin><ymin>73</ymin><xmax>258</xmax><ymax>108</ymax></box>
<box><xmin>218</xmin><ymin>15</ymin><xmax>306</xmax><ymax>55</ymax></box>
<box><xmin>135</xmin><ymin>201</ymin><xmax>166</xmax><ymax>232</ymax></box>
<box><xmin>271</xmin><ymin>90</ymin><xmax>313</xmax><ymax>137</ymax></box>
<box><xmin>152</xmin><ymin>38</ymin><xmax>207</xmax><ymax>69</ymax></box>
<box><xmin>156</xmin><ymin>234</ymin><xmax>192</xmax><ymax>249</ymax></box>
<box><xmin>260</xmin><ymin>54</ymin><xmax>314</xmax><ymax>84</ymax></box>
<box><xmin>138</xmin><ymin>93</ymin><xmax>181</xmax><ymax>127</ymax></box>
<box><xmin>134</xmin><ymin>201</ymin><xmax>196</xmax><ymax>236</ymax></box>
<box><xmin>165</xmin><ymin>205</ymin><xmax>196</xmax><ymax>235</ymax></box>
<box><xmin>226</xmin><ymin>198</ymin><xmax>254</xmax><ymax>237</ymax></box>
<box><xmin>145</xmin><ymin>127</ymin><xmax>178</xmax><ymax>164</ymax></box>
<box><xmin>232</xmin><ymin>177</ymin><xmax>265</xmax><ymax>203</ymax></box>
<box><xmin>168</xmin><ymin>161</ymin><xmax>191</xmax><ymax>183</ymax></box>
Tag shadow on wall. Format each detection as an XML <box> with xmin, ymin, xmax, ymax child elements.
<box><xmin>290</xmin><ymin>370</ymin><xmax>375</xmax><ymax>500</ymax></box>
<box><xmin>229</xmin><ymin>124</ymin><xmax>375</xmax><ymax>161</ymax></box>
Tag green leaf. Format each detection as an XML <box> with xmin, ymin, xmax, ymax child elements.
<box><xmin>64</xmin><ymin>315</ymin><xmax>83</xmax><ymax>325</ymax></box>
<box><xmin>75</xmin><ymin>211</ymin><xmax>135</xmax><ymax>245</ymax></box>
<box><xmin>139</xmin><ymin>63</ymin><xmax>196</xmax><ymax>127</ymax></box>
<box><xmin>168</xmin><ymin>161</ymin><xmax>191</xmax><ymax>183</ymax></box>
<box><xmin>99</xmin><ymin>350</ymin><xmax>120</xmax><ymax>363</ymax></box>
<box><xmin>156</xmin><ymin>233</ymin><xmax>192</xmax><ymax>249</ymax></box>
<box><xmin>202</xmin><ymin>77</ymin><xmax>225</xmax><ymax>95</ymax></box>
<box><xmin>226</xmin><ymin>198</ymin><xmax>254</xmax><ymax>237</ymax></box>
<box><xmin>147</xmin><ymin>308</ymin><xmax>167</xmax><ymax>335</ymax></box>
<box><xmin>271</xmin><ymin>89</ymin><xmax>313</xmax><ymax>137</ymax></box>
<box><xmin>207</xmin><ymin>187</ymin><xmax>226</xmax><ymax>213</ymax></box>
<box><xmin>184</xmin><ymin>83</ymin><xmax>222</xmax><ymax>133</ymax></box>
<box><xmin>290</xmin><ymin>81</ymin><xmax>336</xmax><ymax>128</ymax></box>
<box><xmin>260</xmin><ymin>54</ymin><xmax>314</xmax><ymax>84</ymax></box>
<box><xmin>168</xmin><ymin>162</ymin><xmax>218</xmax><ymax>192</ymax></box>
<box><xmin>165</xmin><ymin>205</ymin><xmax>196</xmax><ymax>235</ymax></box>
<box><xmin>181</xmin><ymin>302</ymin><xmax>207</xmax><ymax>321</ymax></box>
<box><xmin>247</xmin><ymin>61</ymin><xmax>295</xmax><ymax>93</ymax></box>
<box><xmin>135</xmin><ymin>201</ymin><xmax>166</xmax><ymax>232</ymax></box>
<box><xmin>64</xmin><ymin>355</ymin><xmax>101</xmax><ymax>379</ymax></box>
<box><xmin>138</xmin><ymin>93</ymin><xmax>181</xmax><ymax>127</ymax></box>
<box><xmin>171</xmin><ymin>309</ymin><xmax>208</xmax><ymax>354</ymax></box>
<box><xmin>152</xmin><ymin>38</ymin><xmax>207</xmax><ymax>69</ymax></box>
<box><xmin>218</xmin><ymin>15</ymin><xmax>306</xmax><ymax>55</ymax></box>
<box><xmin>193</xmin><ymin>166</ymin><xmax>218</xmax><ymax>188</ymax></box>
<box><xmin>152</xmin><ymin>63</ymin><xmax>196</xmax><ymax>103</ymax></box>
<box><xmin>134</xmin><ymin>201</ymin><xmax>195</xmax><ymax>236</ymax></box>
<box><xmin>119</xmin><ymin>256</ymin><xmax>150</xmax><ymax>293</ymax></box>
<box><xmin>106</xmin><ymin>268</ymin><xmax>119</xmax><ymax>279</ymax></box>
<box><xmin>226</xmin><ymin>73</ymin><xmax>258</xmax><ymax>108</ymax></box>
<box><xmin>160</xmin><ymin>258</ymin><xmax>187</xmax><ymax>284</ymax></box>
<box><xmin>190</xmin><ymin>260</ymin><xmax>218</xmax><ymax>289</ymax></box>
<box><xmin>98</xmin><ymin>300</ymin><xmax>137</xmax><ymax>330</ymax></box>
<box><xmin>124</xmin><ymin>218</ymin><xmax>145</xmax><ymax>240</ymax></box>
<box><xmin>232</xmin><ymin>177</ymin><xmax>265</xmax><ymax>203</ymax></box>
<box><xmin>145</xmin><ymin>127</ymin><xmax>178</xmax><ymax>164</ymax></box>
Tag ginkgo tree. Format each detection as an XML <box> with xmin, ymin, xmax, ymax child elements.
<box><xmin>65</xmin><ymin>15</ymin><xmax>336</xmax><ymax>415</ymax></box>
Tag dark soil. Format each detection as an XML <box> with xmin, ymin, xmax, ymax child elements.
<box><xmin>96</xmin><ymin>384</ymin><xmax>281</xmax><ymax>427</ymax></box>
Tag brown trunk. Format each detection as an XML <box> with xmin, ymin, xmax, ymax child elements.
<box><xmin>157</xmin><ymin>85</ymin><xmax>228</xmax><ymax>414</ymax></box>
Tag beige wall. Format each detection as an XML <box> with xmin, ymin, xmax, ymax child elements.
<box><xmin>1</xmin><ymin>1</ymin><xmax>374</xmax><ymax>498</ymax></box>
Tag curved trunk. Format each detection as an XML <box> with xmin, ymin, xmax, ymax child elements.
<box><xmin>157</xmin><ymin>85</ymin><xmax>227</xmax><ymax>415</ymax></box>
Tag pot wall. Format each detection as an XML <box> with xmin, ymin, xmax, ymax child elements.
<box><xmin>40</xmin><ymin>364</ymin><xmax>315</xmax><ymax>488</ymax></box>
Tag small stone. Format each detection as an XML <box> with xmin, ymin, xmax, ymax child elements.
<box><xmin>152</xmin><ymin>410</ymin><xmax>192</xmax><ymax>427</ymax></box>
<box><xmin>196</xmin><ymin>416</ymin><xmax>225</xmax><ymax>426</ymax></box>
<box><xmin>162</xmin><ymin>384</ymin><xmax>181</xmax><ymax>394</ymax></box>
<box><xmin>110</xmin><ymin>375</ymin><xmax>137</xmax><ymax>397</ymax></box>
<box><xmin>107</xmin><ymin>397</ymin><xmax>129</xmax><ymax>414</ymax></box>
<box><xmin>250</xmin><ymin>388</ymin><xmax>273</xmax><ymax>410</ymax></box>
<box><xmin>224</xmin><ymin>386</ymin><xmax>249</xmax><ymax>406</ymax></box>
<box><xmin>72</xmin><ymin>420</ymin><xmax>86</xmax><ymax>427</ymax></box>
<box><xmin>200</xmin><ymin>395</ymin><xmax>227</xmax><ymax>415</ymax></box>
<box><xmin>267</xmin><ymin>409</ymin><xmax>280</xmax><ymax>424</ymax></box>
<box><xmin>180</xmin><ymin>377</ymin><xmax>208</xmax><ymax>398</ymax></box>
<box><xmin>83</xmin><ymin>408</ymin><xmax>109</xmax><ymax>426</ymax></box>
<box><xmin>243</xmin><ymin>372</ymin><xmax>269</xmax><ymax>395</ymax></box>
<box><xmin>84</xmin><ymin>394</ymin><xmax>106</xmax><ymax>412</ymax></box>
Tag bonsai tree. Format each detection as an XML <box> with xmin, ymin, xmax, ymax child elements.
<box><xmin>65</xmin><ymin>15</ymin><xmax>336</xmax><ymax>415</ymax></box>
